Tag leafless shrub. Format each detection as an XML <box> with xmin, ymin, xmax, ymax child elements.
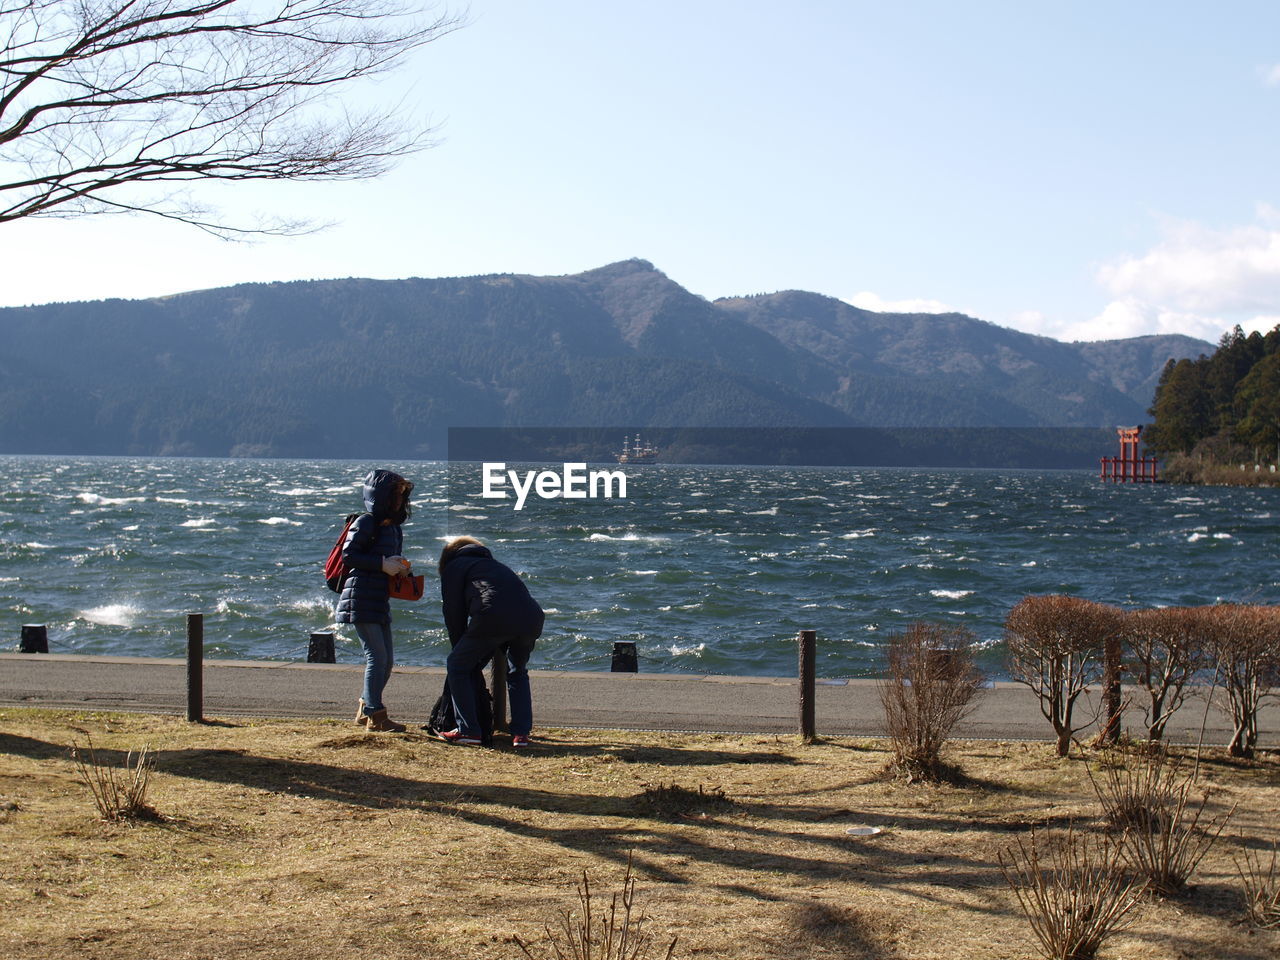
<box><xmin>1006</xmin><ymin>596</ymin><xmax>1122</xmax><ymax>757</ymax></box>
<box><xmin>1122</xmin><ymin>607</ymin><xmax>1207</xmax><ymax>743</ymax></box>
<box><xmin>1197</xmin><ymin>604</ymin><xmax>1280</xmax><ymax>759</ymax></box>
<box><xmin>514</xmin><ymin>853</ymin><xmax>677</xmax><ymax>960</ymax></box>
<box><xmin>1100</xmin><ymin>754</ymin><xmax>1235</xmax><ymax>897</ymax></box>
<box><xmin>879</xmin><ymin>621</ymin><xmax>985</xmax><ymax>781</ymax></box>
<box><xmin>1236</xmin><ymin>839</ymin><xmax>1280</xmax><ymax>929</ymax></box>
<box><xmin>998</xmin><ymin>824</ymin><xmax>1145</xmax><ymax>960</ymax></box>
<box><xmin>1087</xmin><ymin>746</ymin><xmax>1176</xmax><ymax>834</ymax></box>
<box><xmin>70</xmin><ymin>738</ymin><xmax>157</xmax><ymax>822</ymax></box>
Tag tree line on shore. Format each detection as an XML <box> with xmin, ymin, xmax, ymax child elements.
<box><xmin>1145</xmin><ymin>324</ymin><xmax>1280</xmax><ymax>480</ymax></box>
<box><xmin>882</xmin><ymin>596</ymin><xmax>1278</xmax><ymax>778</ymax></box>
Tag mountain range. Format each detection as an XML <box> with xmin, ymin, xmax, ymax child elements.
<box><xmin>0</xmin><ymin>259</ymin><xmax>1211</xmax><ymax>458</ymax></box>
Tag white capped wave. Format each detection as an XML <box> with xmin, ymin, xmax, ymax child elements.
<box><xmin>1187</xmin><ymin>533</ymin><xmax>1208</xmax><ymax>542</ymax></box>
<box><xmin>840</xmin><ymin>529</ymin><xmax>877</xmax><ymax>539</ymax></box>
<box><xmin>156</xmin><ymin>497</ymin><xmax>199</xmax><ymax>505</ymax></box>
<box><xmin>930</xmin><ymin>589</ymin><xmax>974</xmax><ymax>600</ymax></box>
<box><xmin>81</xmin><ymin>603</ymin><xmax>140</xmax><ymax>626</ymax></box>
<box><xmin>23</xmin><ymin>541</ymin><xmax>54</xmax><ymax>549</ymax></box>
<box><xmin>630</xmin><ymin>570</ymin><xmax>659</xmax><ymax>576</ymax></box>
<box><xmin>181</xmin><ymin>518</ymin><xmax>217</xmax><ymax>528</ymax></box>
<box><xmin>278</xmin><ymin>488</ymin><xmax>320</xmax><ymax>496</ymax></box>
<box><xmin>288</xmin><ymin>598</ymin><xmax>333</xmax><ymax>614</ymax></box>
<box><xmin>668</xmin><ymin>642</ymin><xmax>705</xmax><ymax>657</ymax></box>
<box><xmin>77</xmin><ymin>493</ymin><xmax>146</xmax><ymax>505</ymax></box>
<box><xmin>745</xmin><ymin>506</ymin><xmax>778</xmax><ymax>516</ymax></box>
<box><xmin>258</xmin><ymin>517</ymin><xmax>302</xmax><ymax>526</ymax></box>
<box><xmin>587</xmin><ymin>532</ymin><xmax>670</xmax><ymax>543</ymax></box>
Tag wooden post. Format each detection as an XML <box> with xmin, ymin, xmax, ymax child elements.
<box><xmin>798</xmin><ymin>629</ymin><xmax>816</xmax><ymax>742</ymax></box>
<box><xmin>611</xmin><ymin>641</ymin><xmax>639</xmax><ymax>672</ymax></box>
<box><xmin>307</xmin><ymin>632</ymin><xmax>336</xmax><ymax>663</ymax></box>
<box><xmin>490</xmin><ymin>645</ymin><xmax>509</xmax><ymax>734</ymax></box>
<box><xmin>186</xmin><ymin>613</ymin><xmax>203</xmax><ymax>723</ymax></box>
<box><xmin>19</xmin><ymin>624</ymin><xmax>48</xmax><ymax>653</ymax></box>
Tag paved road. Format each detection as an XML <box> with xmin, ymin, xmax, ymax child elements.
<box><xmin>2</xmin><ymin>653</ymin><xmax>1275</xmax><ymax>746</ymax></box>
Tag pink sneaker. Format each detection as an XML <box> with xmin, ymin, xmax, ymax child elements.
<box><xmin>433</xmin><ymin>728</ymin><xmax>483</xmax><ymax>746</ymax></box>
<box><xmin>511</xmin><ymin>734</ymin><xmax>532</xmax><ymax>748</ymax></box>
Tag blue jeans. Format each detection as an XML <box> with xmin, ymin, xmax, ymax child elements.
<box><xmin>447</xmin><ymin>632</ymin><xmax>536</xmax><ymax>738</ymax></box>
<box><xmin>355</xmin><ymin>621</ymin><xmax>394</xmax><ymax>713</ymax></box>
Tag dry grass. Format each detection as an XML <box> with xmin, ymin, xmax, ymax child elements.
<box><xmin>1</xmin><ymin>709</ymin><xmax>1279</xmax><ymax>959</ymax></box>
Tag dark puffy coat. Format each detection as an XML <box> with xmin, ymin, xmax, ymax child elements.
<box><xmin>440</xmin><ymin>543</ymin><xmax>544</xmax><ymax>644</ymax></box>
<box><xmin>335</xmin><ymin>470</ymin><xmax>406</xmax><ymax>625</ymax></box>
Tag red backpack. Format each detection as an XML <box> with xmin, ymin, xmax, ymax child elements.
<box><xmin>324</xmin><ymin>513</ymin><xmax>366</xmax><ymax>592</ymax></box>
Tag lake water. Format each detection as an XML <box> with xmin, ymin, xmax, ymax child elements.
<box><xmin>2</xmin><ymin>456</ymin><xmax>1277</xmax><ymax>678</ymax></box>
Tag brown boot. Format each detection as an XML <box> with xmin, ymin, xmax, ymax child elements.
<box><xmin>354</xmin><ymin>698</ymin><xmax>368</xmax><ymax>726</ymax></box>
<box><xmin>365</xmin><ymin>708</ymin><xmax>406</xmax><ymax>733</ymax></box>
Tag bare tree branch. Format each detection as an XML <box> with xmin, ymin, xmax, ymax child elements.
<box><xmin>0</xmin><ymin>0</ymin><xmax>463</xmax><ymax>236</ymax></box>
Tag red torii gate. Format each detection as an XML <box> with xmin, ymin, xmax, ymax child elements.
<box><xmin>1100</xmin><ymin>426</ymin><xmax>1158</xmax><ymax>482</ymax></box>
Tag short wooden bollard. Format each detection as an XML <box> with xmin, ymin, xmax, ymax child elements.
<box><xmin>798</xmin><ymin>629</ymin><xmax>816</xmax><ymax>741</ymax></box>
<box><xmin>20</xmin><ymin>624</ymin><xmax>48</xmax><ymax>653</ymax></box>
<box><xmin>307</xmin><ymin>632</ymin><xmax>336</xmax><ymax>663</ymax></box>
<box><xmin>490</xmin><ymin>646</ymin><xmax>509</xmax><ymax>734</ymax></box>
<box><xmin>186</xmin><ymin>613</ymin><xmax>204</xmax><ymax>723</ymax></box>
<box><xmin>611</xmin><ymin>641</ymin><xmax>639</xmax><ymax>672</ymax></box>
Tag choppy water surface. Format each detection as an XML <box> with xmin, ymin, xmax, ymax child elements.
<box><xmin>1</xmin><ymin>456</ymin><xmax>1277</xmax><ymax>678</ymax></box>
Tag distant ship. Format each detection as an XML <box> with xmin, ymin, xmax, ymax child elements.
<box><xmin>616</xmin><ymin>433</ymin><xmax>659</xmax><ymax>464</ymax></box>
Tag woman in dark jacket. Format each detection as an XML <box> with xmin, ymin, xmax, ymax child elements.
<box><xmin>336</xmin><ymin>469</ymin><xmax>414</xmax><ymax>732</ymax></box>
<box><xmin>436</xmin><ymin>537</ymin><xmax>544</xmax><ymax>746</ymax></box>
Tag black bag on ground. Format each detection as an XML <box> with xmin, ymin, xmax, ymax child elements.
<box><xmin>425</xmin><ymin>667</ymin><xmax>493</xmax><ymax>746</ymax></box>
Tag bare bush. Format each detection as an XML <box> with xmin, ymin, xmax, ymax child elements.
<box><xmin>1092</xmin><ymin>751</ymin><xmax>1235</xmax><ymax>896</ymax></box>
<box><xmin>998</xmin><ymin>824</ymin><xmax>1145</xmax><ymax>960</ymax></box>
<box><xmin>1236</xmin><ymin>840</ymin><xmax>1280</xmax><ymax>929</ymax></box>
<box><xmin>1122</xmin><ymin>607</ymin><xmax>1207</xmax><ymax>743</ymax></box>
<box><xmin>879</xmin><ymin>621</ymin><xmax>985</xmax><ymax>781</ymax></box>
<box><xmin>514</xmin><ymin>853</ymin><xmax>677</xmax><ymax>960</ymax></box>
<box><xmin>1198</xmin><ymin>605</ymin><xmax>1280</xmax><ymax>759</ymax></box>
<box><xmin>70</xmin><ymin>738</ymin><xmax>157</xmax><ymax>822</ymax></box>
<box><xmin>1087</xmin><ymin>746</ymin><xmax>1177</xmax><ymax>834</ymax></box>
<box><xmin>1006</xmin><ymin>596</ymin><xmax>1122</xmax><ymax>757</ymax></box>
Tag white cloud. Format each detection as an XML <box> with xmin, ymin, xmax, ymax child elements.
<box><xmin>845</xmin><ymin>291</ymin><xmax>959</xmax><ymax>314</ymax></box>
<box><xmin>1073</xmin><ymin>209</ymin><xmax>1280</xmax><ymax>342</ymax></box>
<box><xmin>1065</xmin><ymin>299</ymin><xmax>1225</xmax><ymax>343</ymax></box>
<box><xmin>1002</xmin><ymin>300</ymin><xmax>1222</xmax><ymax>343</ymax></box>
<box><xmin>1098</xmin><ymin>214</ymin><xmax>1280</xmax><ymax>315</ymax></box>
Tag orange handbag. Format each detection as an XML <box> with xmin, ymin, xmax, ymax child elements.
<box><xmin>388</xmin><ymin>573</ymin><xmax>425</xmax><ymax>601</ymax></box>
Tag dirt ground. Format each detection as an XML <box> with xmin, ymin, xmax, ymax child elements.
<box><xmin>0</xmin><ymin>709</ymin><xmax>1277</xmax><ymax>960</ymax></box>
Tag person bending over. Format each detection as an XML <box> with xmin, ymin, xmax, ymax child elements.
<box><xmin>436</xmin><ymin>537</ymin><xmax>544</xmax><ymax>747</ymax></box>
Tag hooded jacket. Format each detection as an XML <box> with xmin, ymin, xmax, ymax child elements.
<box><xmin>335</xmin><ymin>469</ymin><xmax>407</xmax><ymax>625</ymax></box>
<box><xmin>440</xmin><ymin>543</ymin><xmax>544</xmax><ymax>644</ymax></box>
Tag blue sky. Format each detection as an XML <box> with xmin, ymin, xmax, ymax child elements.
<box><xmin>4</xmin><ymin>1</ymin><xmax>1280</xmax><ymax>344</ymax></box>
